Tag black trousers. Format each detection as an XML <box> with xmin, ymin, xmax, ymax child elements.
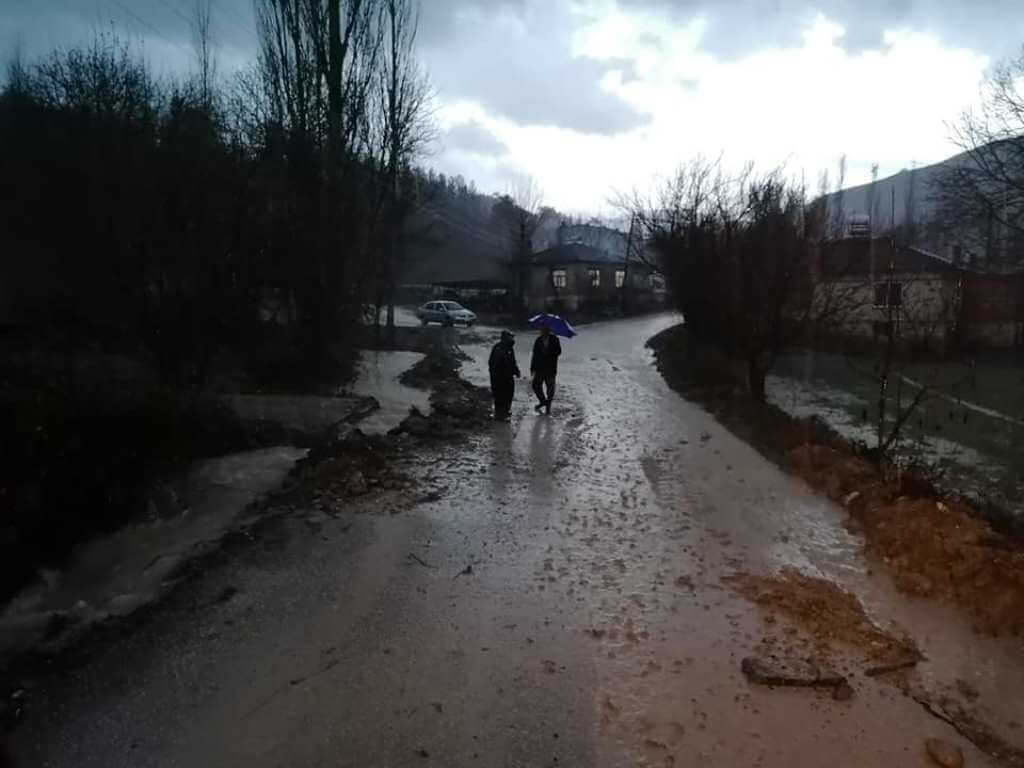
<box><xmin>531</xmin><ymin>371</ymin><xmax>556</xmax><ymax>405</ymax></box>
<box><xmin>491</xmin><ymin>377</ymin><xmax>514</xmax><ymax>417</ymax></box>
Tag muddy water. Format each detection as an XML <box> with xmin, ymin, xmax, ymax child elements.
<box><xmin>461</xmin><ymin>316</ymin><xmax>1020</xmax><ymax>766</ymax></box>
<box><xmin>0</xmin><ymin>447</ymin><xmax>305</xmax><ymax>657</ymax></box>
<box><xmin>347</xmin><ymin>349</ymin><xmax>431</xmax><ymax>434</ymax></box>
<box><xmin>11</xmin><ymin>314</ymin><xmax>1022</xmax><ymax>768</ymax></box>
<box><xmin>0</xmin><ymin>351</ymin><xmax>428</xmax><ymax>662</ymax></box>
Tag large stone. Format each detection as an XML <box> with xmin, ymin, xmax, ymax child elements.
<box><xmin>925</xmin><ymin>738</ymin><xmax>964</xmax><ymax>768</ymax></box>
<box><xmin>740</xmin><ymin>656</ymin><xmax>845</xmax><ymax>688</ymax></box>
<box><xmin>345</xmin><ymin>471</ymin><xmax>369</xmax><ymax>497</ymax></box>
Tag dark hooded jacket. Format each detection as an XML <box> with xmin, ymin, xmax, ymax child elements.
<box><xmin>489</xmin><ymin>338</ymin><xmax>520</xmax><ymax>382</ymax></box>
<box><xmin>530</xmin><ymin>333</ymin><xmax>561</xmax><ymax>375</ymax></box>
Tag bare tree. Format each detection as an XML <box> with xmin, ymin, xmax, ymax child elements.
<box><xmin>255</xmin><ymin>0</ymin><xmax>318</xmax><ymax>137</ymax></box>
<box><xmin>615</xmin><ymin>158</ymin><xmax>807</xmax><ymax>400</ymax></box>
<box><xmin>250</xmin><ymin>0</ymin><xmax>391</xmax><ymax>367</ymax></box>
<box><xmin>191</xmin><ymin>0</ymin><xmax>217</xmax><ymax>108</ymax></box>
<box><xmin>504</xmin><ymin>173</ymin><xmax>545</xmax><ymax>304</ymax></box>
<box><xmin>935</xmin><ymin>47</ymin><xmax>1024</xmax><ymax>267</ymax></box>
<box><xmin>801</xmin><ymin>156</ymin><xmax>864</xmax><ymax>341</ymax></box>
<box><xmin>854</xmin><ymin>262</ymin><xmax>958</xmax><ymax>458</ymax></box>
<box><xmin>374</xmin><ymin>0</ymin><xmax>435</xmax><ymax>334</ymax></box>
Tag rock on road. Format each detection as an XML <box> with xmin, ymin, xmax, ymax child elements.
<box><xmin>10</xmin><ymin>314</ymin><xmax>1007</xmax><ymax>767</ymax></box>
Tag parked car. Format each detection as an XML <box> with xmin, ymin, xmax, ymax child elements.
<box><xmin>416</xmin><ymin>300</ymin><xmax>477</xmax><ymax>327</ymax></box>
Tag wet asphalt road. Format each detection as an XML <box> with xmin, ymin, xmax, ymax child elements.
<box><xmin>10</xmin><ymin>313</ymin><xmax>1018</xmax><ymax>767</ymax></box>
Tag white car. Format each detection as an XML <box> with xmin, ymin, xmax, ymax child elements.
<box><xmin>416</xmin><ymin>300</ymin><xmax>477</xmax><ymax>327</ymax></box>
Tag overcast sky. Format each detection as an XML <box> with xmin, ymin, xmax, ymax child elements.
<box><xmin>3</xmin><ymin>0</ymin><xmax>1023</xmax><ymax>213</ymax></box>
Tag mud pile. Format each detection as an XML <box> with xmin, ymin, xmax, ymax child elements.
<box><xmin>786</xmin><ymin>443</ymin><xmax>1024</xmax><ymax>635</ymax></box>
<box><xmin>399</xmin><ymin>351</ymin><xmax>462</xmax><ymax>390</ymax></box>
<box><xmin>289</xmin><ymin>428</ymin><xmax>409</xmax><ymax>500</ymax></box>
<box><xmin>649</xmin><ymin>325</ymin><xmax>1024</xmax><ymax>636</ymax></box>
<box><xmin>861</xmin><ymin>497</ymin><xmax>1024</xmax><ymax>633</ymax></box>
<box><xmin>729</xmin><ymin>567</ymin><xmax>918</xmax><ymax>661</ymax></box>
<box><xmin>392</xmin><ymin>348</ymin><xmax>491</xmax><ymax>440</ymax></box>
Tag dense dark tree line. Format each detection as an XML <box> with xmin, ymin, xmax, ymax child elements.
<box><xmin>1</xmin><ymin>0</ymin><xmax>434</xmax><ymax>388</ymax></box>
<box><xmin>0</xmin><ymin>1</ymin><xmax>435</xmax><ymax>598</ymax></box>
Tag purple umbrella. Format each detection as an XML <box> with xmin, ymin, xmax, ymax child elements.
<box><xmin>528</xmin><ymin>313</ymin><xmax>577</xmax><ymax>338</ymax></box>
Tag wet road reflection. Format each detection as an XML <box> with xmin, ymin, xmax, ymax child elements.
<box><xmin>14</xmin><ymin>312</ymin><xmax>1020</xmax><ymax>768</ymax></box>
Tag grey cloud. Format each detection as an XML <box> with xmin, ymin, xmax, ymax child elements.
<box><xmin>617</xmin><ymin>0</ymin><xmax>1024</xmax><ymax>59</ymax></box>
<box><xmin>1</xmin><ymin>0</ymin><xmax>257</xmax><ymax>66</ymax></box>
<box><xmin>416</xmin><ymin>0</ymin><xmax>527</xmax><ymax>47</ymax></box>
<box><xmin>420</xmin><ymin>4</ymin><xmax>648</xmax><ymax>134</ymax></box>
<box><xmin>5</xmin><ymin>1</ymin><xmax>647</xmax><ymax>135</ymax></box>
<box><xmin>444</xmin><ymin>119</ymin><xmax>509</xmax><ymax>156</ymax></box>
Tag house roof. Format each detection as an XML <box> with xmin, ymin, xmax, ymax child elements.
<box><xmin>529</xmin><ymin>243</ymin><xmax>632</xmax><ymax>266</ymax></box>
<box><xmin>431</xmin><ymin>279</ymin><xmax>507</xmax><ymax>289</ymax></box>
<box><xmin>821</xmin><ymin>238</ymin><xmax>959</xmax><ymax>277</ymax></box>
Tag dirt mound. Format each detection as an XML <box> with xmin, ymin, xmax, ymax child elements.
<box><xmin>289</xmin><ymin>428</ymin><xmax>409</xmax><ymax>500</ymax></box>
<box><xmin>785</xmin><ymin>441</ymin><xmax>1024</xmax><ymax>635</ymax></box>
<box><xmin>729</xmin><ymin>567</ymin><xmax>918</xmax><ymax>661</ymax></box>
<box><xmin>391</xmin><ymin>379</ymin><xmax>491</xmax><ymax>441</ymax></box>
<box><xmin>399</xmin><ymin>353</ymin><xmax>462</xmax><ymax>390</ymax></box>
<box><xmin>391</xmin><ymin>344</ymin><xmax>491</xmax><ymax>440</ymax></box>
<box><xmin>861</xmin><ymin>498</ymin><xmax>1024</xmax><ymax>634</ymax></box>
<box><xmin>786</xmin><ymin>443</ymin><xmax>878</xmax><ymax>501</ymax></box>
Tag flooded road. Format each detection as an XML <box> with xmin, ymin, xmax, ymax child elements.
<box><xmin>347</xmin><ymin>349</ymin><xmax>431</xmax><ymax>434</ymax></box>
<box><xmin>11</xmin><ymin>314</ymin><xmax>1021</xmax><ymax>767</ymax></box>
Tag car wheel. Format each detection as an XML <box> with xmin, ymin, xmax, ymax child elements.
<box><xmin>420</xmin><ymin>318</ymin><xmax>428</xmax><ymax>326</ymax></box>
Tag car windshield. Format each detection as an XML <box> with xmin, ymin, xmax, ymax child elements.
<box><xmin>444</xmin><ymin>302</ymin><xmax>465</xmax><ymax>311</ymax></box>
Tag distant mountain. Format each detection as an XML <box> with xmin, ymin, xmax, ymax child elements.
<box><xmin>820</xmin><ymin>145</ymin><xmax>1023</xmax><ymax>270</ymax></box>
<box><xmin>822</xmin><ymin>157</ymin><xmax>956</xmax><ymax>233</ymax></box>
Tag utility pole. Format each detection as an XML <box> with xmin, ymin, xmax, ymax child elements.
<box><xmin>622</xmin><ymin>213</ymin><xmax>636</xmax><ymax>314</ymax></box>
<box><xmin>891</xmin><ymin>186</ymin><xmax>896</xmax><ymax>247</ymax></box>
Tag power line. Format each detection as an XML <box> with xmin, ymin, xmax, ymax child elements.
<box><xmin>209</xmin><ymin>0</ymin><xmax>259</xmax><ymax>42</ymax></box>
<box><xmin>153</xmin><ymin>0</ymin><xmax>194</xmax><ymax>29</ymax></box>
<box><xmin>110</xmin><ymin>0</ymin><xmax>193</xmax><ymax>57</ymax></box>
<box><xmin>174</xmin><ymin>0</ymin><xmax>260</xmax><ymax>50</ymax></box>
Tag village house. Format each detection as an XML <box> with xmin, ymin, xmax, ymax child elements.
<box><xmin>522</xmin><ymin>223</ymin><xmax>665</xmax><ymax>315</ymax></box>
<box><xmin>959</xmin><ymin>268</ymin><xmax>1024</xmax><ymax>348</ymax></box>
<box><xmin>811</xmin><ymin>236</ymin><xmax>1024</xmax><ymax>352</ymax></box>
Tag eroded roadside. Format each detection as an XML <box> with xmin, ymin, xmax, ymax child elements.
<box><xmin>7</xmin><ymin>314</ymin><xmax>1023</xmax><ymax>768</ymax></box>
<box><xmin>0</xmin><ymin>336</ymin><xmax>491</xmax><ymax>746</ymax></box>
<box><xmin>649</xmin><ymin>323</ymin><xmax>1024</xmax><ymax>765</ymax></box>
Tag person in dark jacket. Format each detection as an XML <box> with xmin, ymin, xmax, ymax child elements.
<box><xmin>488</xmin><ymin>330</ymin><xmax>521</xmax><ymax>421</ymax></box>
<box><xmin>530</xmin><ymin>325</ymin><xmax>561</xmax><ymax>414</ymax></box>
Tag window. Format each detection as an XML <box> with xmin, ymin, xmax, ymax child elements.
<box><xmin>589</xmin><ymin>268</ymin><xmax>601</xmax><ymax>287</ymax></box>
<box><xmin>874</xmin><ymin>281</ymin><xmax>902</xmax><ymax>308</ymax></box>
<box><xmin>615</xmin><ymin>269</ymin><xmax>626</xmax><ymax>288</ymax></box>
<box><xmin>552</xmin><ymin>269</ymin><xmax>567</xmax><ymax>289</ymax></box>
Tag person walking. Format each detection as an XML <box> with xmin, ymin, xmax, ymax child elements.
<box><xmin>530</xmin><ymin>324</ymin><xmax>561</xmax><ymax>415</ymax></box>
<box><xmin>488</xmin><ymin>330</ymin><xmax>520</xmax><ymax>421</ymax></box>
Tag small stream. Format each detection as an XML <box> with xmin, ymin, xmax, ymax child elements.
<box><xmin>346</xmin><ymin>349</ymin><xmax>430</xmax><ymax>433</ymax></box>
<box><xmin>0</xmin><ymin>349</ymin><xmax>429</xmax><ymax>660</ymax></box>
